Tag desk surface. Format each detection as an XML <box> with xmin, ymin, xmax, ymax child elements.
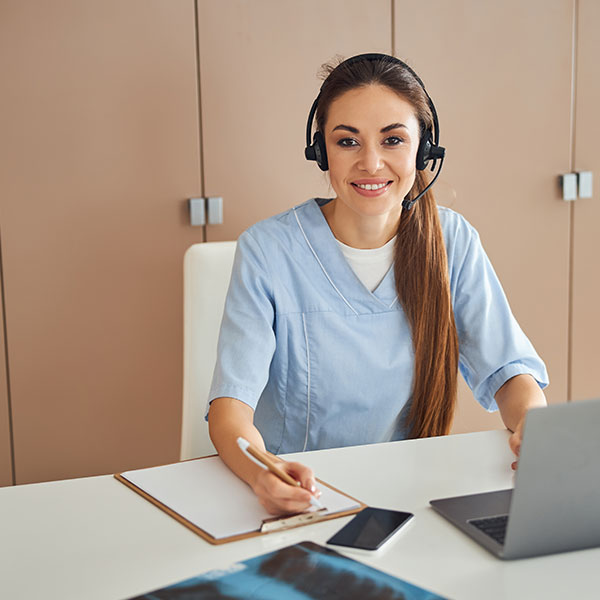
<box><xmin>1</xmin><ymin>430</ymin><xmax>598</xmax><ymax>599</ymax></box>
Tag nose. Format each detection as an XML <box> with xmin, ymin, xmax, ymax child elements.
<box><xmin>357</xmin><ymin>142</ymin><xmax>384</xmax><ymax>174</ymax></box>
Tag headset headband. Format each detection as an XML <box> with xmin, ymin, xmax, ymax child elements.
<box><xmin>305</xmin><ymin>53</ymin><xmax>440</xmax><ymax>149</ymax></box>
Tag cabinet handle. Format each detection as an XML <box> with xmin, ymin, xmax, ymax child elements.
<box><xmin>189</xmin><ymin>197</ymin><xmax>223</xmax><ymax>226</ymax></box>
<box><xmin>560</xmin><ymin>173</ymin><xmax>578</xmax><ymax>201</ymax></box>
<box><xmin>577</xmin><ymin>171</ymin><xmax>593</xmax><ymax>199</ymax></box>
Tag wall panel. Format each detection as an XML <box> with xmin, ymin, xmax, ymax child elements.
<box><xmin>393</xmin><ymin>0</ymin><xmax>574</xmax><ymax>432</ymax></box>
<box><xmin>571</xmin><ymin>0</ymin><xmax>600</xmax><ymax>401</ymax></box>
<box><xmin>0</xmin><ymin>0</ymin><xmax>587</xmax><ymax>484</ymax></box>
<box><xmin>198</xmin><ymin>0</ymin><xmax>391</xmax><ymax>242</ymax></box>
<box><xmin>0</xmin><ymin>0</ymin><xmax>202</xmax><ymax>483</ymax></box>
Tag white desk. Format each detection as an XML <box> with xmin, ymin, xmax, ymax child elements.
<box><xmin>1</xmin><ymin>430</ymin><xmax>598</xmax><ymax>599</ymax></box>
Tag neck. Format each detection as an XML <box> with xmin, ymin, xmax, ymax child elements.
<box><xmin>321</xmin><ymin>198</ymin><xmax>401</xmax><ymax>249</ymax></box>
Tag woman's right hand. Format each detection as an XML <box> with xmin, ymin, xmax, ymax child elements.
<box><xmin>251</xmin><ymin>460</ymin><xmax>321</xmax><ymax>515</ymax></box>
<box><xmin>208</xmin><ymin>397</ymin><xmax>321</xmax><ymax>515</ymax></box>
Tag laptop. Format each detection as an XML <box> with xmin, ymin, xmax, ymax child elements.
<box><xmin>430</xmin><ymin>398</ymin><xmax>600</xmax><ymax>560</ymax></box>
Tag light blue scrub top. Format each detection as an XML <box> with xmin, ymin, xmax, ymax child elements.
<box><xmin>208</xmin><ymin>198</ymin><xmax>548</xmax><ymax>454</ymax></box>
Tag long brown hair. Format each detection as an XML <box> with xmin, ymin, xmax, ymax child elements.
<box><xmin>315</xmin><ymin>56</ymin><xmax>459</xmax><ymax>438</ymax></box>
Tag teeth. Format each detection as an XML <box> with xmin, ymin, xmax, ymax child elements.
<box><xmin>355</xmin><ymin>182</ymin><xmax>387</xmax><ymax>190</ymax></box>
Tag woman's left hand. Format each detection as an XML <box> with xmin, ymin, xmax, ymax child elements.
<box><xmin>508</xmin><ymin>417</ymin><xmax>525</xmax><ymax>470</ymax></box>
<box><xmin>495</xmin><ymin>374</ymin><xmax>547</xmax><ymax>471</ymax></box>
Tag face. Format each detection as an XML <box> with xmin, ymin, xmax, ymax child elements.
<box><xmin>324</xmin><ymin>84</ymin><xmax>421</xmax><ymax>224</ymax></box>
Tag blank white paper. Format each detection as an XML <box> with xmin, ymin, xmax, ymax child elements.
<box><xmin>120</xmin><ymin>456</ymin><xmax>361</xmax><ymax>540</ymax></box>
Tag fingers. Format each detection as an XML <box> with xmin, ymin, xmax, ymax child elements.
<box><xmin>285</xmin><ymin>462</ymin><xmax>321</xmax><ymax>498</ymax></box>
<box><xmin>509</xmin><ymin>439</ymin><xmax>521</xmax><ymax>459</ymax></box>
<box><xmin>508</xmin><ymin>429</ymin><xmax>521</xmax><ymax>456</ymax></box>
<box><xmin>253</xmin><ymin>470</ymin><xmax>312</xmax><ymax>515</ymax></box>
<box><xmin>509</xmin><ymin>429</ymin><xmax>522</xmax><ymax>471</ymax></box>
<box><xmin>253</xmin><ymin>462</ymin><xmax>322</xmax><ymax>515</ymax></box>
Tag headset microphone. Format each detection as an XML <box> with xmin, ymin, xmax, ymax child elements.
<box><xmin>402</xmin><ymin>155</ymin><xmax>444</xmax><ymax>211</ymax></box>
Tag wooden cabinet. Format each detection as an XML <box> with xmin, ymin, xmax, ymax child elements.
<box><xmin>197</xmin><ymin>0</ymin><xmax>391</xmax><ymax>242</ymax></box>
<box><xmin>392</xmin><ymin>0</ymin><xmax>574</xmax><ymax>432</ymax></box>
<box><xmin>0</xmin><ymin>0</ymin><xmax>394</xmax><ymax>485</ymax></box>
<box><xmin>571</xmin><ymin>0</ymin><xmax>600</xmax><ymax>402</ymax></box>
<box><xmin>0</xmin><ymin>0</ymin><xmax>202</xmax><ymax>483</ymax></box>
<box><xmin>0</xmin><ymin>1</ymin><xmax>598</xmax><ymax>484</ymax></box>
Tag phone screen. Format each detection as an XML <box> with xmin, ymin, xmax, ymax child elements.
<box><xmin>326</xmin><ymin>507</ymin><xmax>413</xmax><ymax>551</ymax></box>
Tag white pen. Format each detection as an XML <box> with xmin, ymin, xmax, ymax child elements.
<box><xmin>237</xmin><ymin>437</ymin><xmax>324</xmax><ymax>510</ymax></box>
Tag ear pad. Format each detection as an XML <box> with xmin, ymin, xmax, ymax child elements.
<box><xmin>311</xmin><ymin>131</ymin><xmax>328</xmax><ymax>171</ymax></box>
<box><xmin>416</xmin><ymin>129</ymin><xmax>433</xmax><ymax>171</ymax></box>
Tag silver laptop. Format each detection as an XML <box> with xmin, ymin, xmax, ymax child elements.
<box><xmin>430</xmin><ymin>398</ymin><xmax>600</xmax><ymax>560</ymax></box>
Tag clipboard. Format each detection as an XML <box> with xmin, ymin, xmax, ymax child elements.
<box><xmin>115</xmin><ymin>455</ymin><xmax>366</xmax><ymax>545</ymax></box>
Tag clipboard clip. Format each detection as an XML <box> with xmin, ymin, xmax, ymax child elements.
<box><xmin>260</xmin><ymin>508</ymin><xmax>328</xmax><ymax>533</ymax></box>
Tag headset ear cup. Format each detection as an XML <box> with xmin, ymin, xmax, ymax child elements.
<box><xmin>312</xmin><ymin>131</ymin><xmax>328</xmax><ymax>171</ymax></box>
<box><xmin>416</xmin><ymin>129</ymin><xmax>432</xmax><ymax>171</ymax></box>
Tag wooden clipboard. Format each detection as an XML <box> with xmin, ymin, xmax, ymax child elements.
<box><xmin>115</xmin><ymin>455</ymin><xmax>366</xmax><ymax>545</ymax></box>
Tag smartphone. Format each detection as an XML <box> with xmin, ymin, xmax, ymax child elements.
<box><xmin>326</xmin><ymin>507</ymin><xmax>413</xmax><ymax>552</ymax></box>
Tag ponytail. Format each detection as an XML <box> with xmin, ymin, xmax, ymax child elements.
<box><xmin>394</xmin><ymin>172</ymin><xmax>459</xmax><ymax>437</ymax></box>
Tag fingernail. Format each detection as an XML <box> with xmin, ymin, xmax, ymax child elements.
<box><xmin>310</xmin><ymin>484</ymin><xmax>316</xmax><ymax>493</ymax></box>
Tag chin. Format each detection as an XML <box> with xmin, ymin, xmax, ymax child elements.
<box><xmin>350</xmin><ymin>197</ymin><xmax>403</xmax><ymax>218</ymax></box>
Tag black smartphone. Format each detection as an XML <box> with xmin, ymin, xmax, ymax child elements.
<box><xmin>326</xmin><ymin>507</ymin><xmax>413</xmax><ymax>551</ymax></box>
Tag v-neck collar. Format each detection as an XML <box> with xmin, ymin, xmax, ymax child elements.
<box><xmin>292</xmin><ymin>198</ymin><xmax>399</xmax><ymax>313</ymax></box>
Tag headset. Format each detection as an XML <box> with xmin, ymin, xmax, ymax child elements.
<box><xmin>304</xmin><ymin>53</ymin><xmax>445</xmax><ymax>210</ymax></box>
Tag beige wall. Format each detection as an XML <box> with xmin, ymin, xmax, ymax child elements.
<box><xmin>0</xmin><ymin>0</ymin><xmax>597</xmax><ymax>485</ymax></box>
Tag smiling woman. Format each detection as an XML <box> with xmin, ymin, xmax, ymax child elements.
<box><xmin>323</xmin><ymin>86</ymin><xmax>420</xmax><ymax>240</ymax></box>
<box><xmin>206</xmin><ymin>54</ymin><xmax>548</xmax><ymax>516</ymax></box>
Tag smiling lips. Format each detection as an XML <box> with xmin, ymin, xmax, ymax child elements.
<box><xmin>351</xmin><ymin>179</ymin><xmax>392</xmax><ymax>197</ymax></box>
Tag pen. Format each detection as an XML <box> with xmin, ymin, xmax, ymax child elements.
<box><xmin>236</xmin><ymin>437</ymin><xmax>324</xmax><ymax>510</ymax></box>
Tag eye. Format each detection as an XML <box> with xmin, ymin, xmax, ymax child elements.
<box><xmin>384</xmin><ymin>136</ymin><xmax>404</xmax><ymax>146</ymax></box>
<box><xmin>337</xmin><ymin>137</ymin><xmax>359</xmax><ymax>147</ymax></box>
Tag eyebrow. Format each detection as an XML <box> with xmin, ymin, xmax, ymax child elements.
<box><xmin>381</xmin><ymin>122</ymin><xmax>408</xmax><ymax>133</ymax></box>
<box><xmin>331</xmin><ymin>123</ymin><xmax>408</xmax><ymax>134</ymax></box>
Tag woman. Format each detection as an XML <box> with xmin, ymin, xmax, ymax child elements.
<box><xmin>207</xmin><ymin>54</ymin><xmax>548</xmax><ymax>515</ymax></box>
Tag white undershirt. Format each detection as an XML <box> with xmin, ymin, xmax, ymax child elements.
<box><xmin>336</xmin><ymin>236</ymin><xmax>396</xmax><ymax>292</ymax></box>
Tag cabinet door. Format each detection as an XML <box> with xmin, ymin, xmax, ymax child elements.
<box><xmin>393</xmin><ymin>0</ymin><xmax>574</xmax><ymax>432</ymax></box>
<box><xmin>0</xmin><ymin>1</ymin><xmax>202</xmax><ymax>483</ymax></box>
<box><xmin>198</xmin><ymin>0</ymin><xmax>391</xmax><ymax>242</ymax></box>
<box><xmin>0</xmin><ymin>272</ymin><xmax>13</xmax><ymax>486</ymax></box>
<box><xmin>571</xmin><ymin>0</ymin><xmax>600</xmax><ymax>401</ymax></box>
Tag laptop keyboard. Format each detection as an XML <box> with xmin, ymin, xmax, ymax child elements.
<box><xmin>468</xmin><ymin>515</ymin><xmax>509</xmax><ymax>545</ymax></box>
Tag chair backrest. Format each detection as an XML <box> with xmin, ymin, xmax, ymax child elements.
<box><xmin>181</xmin><ymin>241</ymin><xmax>236</xmax><ymax>460</ymax></box>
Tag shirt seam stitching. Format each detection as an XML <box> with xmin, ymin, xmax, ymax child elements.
<box><xmin>293</xmin><ymin>206</ymin><xmax>359</xmax><ymax>316</ymax></box>
<box><xmin>301</xmin><ymin>313</ymin><xmax>311</xmax><ymax>452</ymax></box>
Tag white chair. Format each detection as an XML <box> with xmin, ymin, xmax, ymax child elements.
<box><xmin>181</xmin><ymin>241</ymin><xmax>236</xmax><ymax>460</ymax></box>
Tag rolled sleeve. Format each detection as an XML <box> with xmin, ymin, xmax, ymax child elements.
<box><xmin>206</xmin><ymin>230</ymin><xmax>277</xmax><ymax>416</ymax></box>
<box><xmin>446</xmin><ymin>212</ymin><xmax>549</xmax><ymax>412</ymax></box>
